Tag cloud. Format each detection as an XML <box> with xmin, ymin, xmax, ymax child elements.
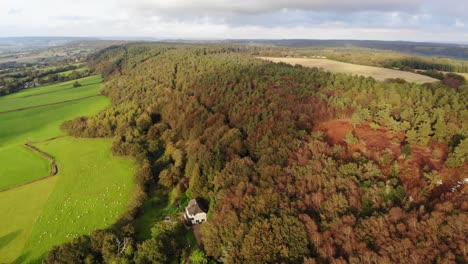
<box><xmin>0</xmin><ymin>0</ymin><xmax>466</xmax><ymax>43</ymax></box>
<box><xmin>54</xmin><ymin>16</ymin><xmax>92</xmax><ymax>22</ymax></box>
<box><xmin>131</xmin><ymin>0</ymin><xmax>423</xmax><ymax>16</ymax></box>
<box><xmin>7</xmin><ymin>8</ymin><xmax>22</xmax><ymax>15</ymax></box>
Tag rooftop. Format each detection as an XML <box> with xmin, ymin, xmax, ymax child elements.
<box><xmin>186</xmin><ymin>199</ymin><xmax>206</xmax><ymax>216</ymax></box>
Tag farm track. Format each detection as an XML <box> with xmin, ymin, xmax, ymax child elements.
<box><xmin>0</xmin><ymin>95</ymin><xmax>101</xmax><ymax>114</ymax></box>
<box><xmin>0</xmin><ymin>137</ymin><xmax>64</xmax><ymax>193</ymax></box>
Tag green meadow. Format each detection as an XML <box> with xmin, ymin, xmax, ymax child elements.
<box><xmin>0</xmin><ymin>75</ymin><xmax>101</xmax><ymax>100</ymax></box>
<box><xmin>0</xmin><ymin>145</ymin><xmax>49</xmax><ymax>191</ymax></box>
<box><xmin>0</xmin><ymin>93</ymin><xmax>109</xmax><ymax>190</ymax></box>
<box><xmin>57</xmin><ymin>67</ymin><xmax>89</xmax><ymax>77</ymax></box>
<box><xmin>0</xmin><ymin>81</ymin><xmax>101</xmax><ymax>113</ymax></box>
<box><xmin>20</xmin><ymin>138</ymin><xmax>135</xmax><ymax>262</ymax></box>
<box><xmin>0</xmin><ymin>75</ymin><xmax>136</xmax><ymax>263</ymax></box>
<box><xmin>0</xmin><ymin>177</ymin><xmax>57</xmax><ymax>263</ymax></box>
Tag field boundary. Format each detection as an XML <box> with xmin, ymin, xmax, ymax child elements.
<box><xmin>0</xmin><ymin>139</ymin><xmax>61</xmax><ymax>193</ymax></box>
<box><xmin>0</xmin><ymin>95</ymin><xmax>101</xmax><ymax>114</ymax></box>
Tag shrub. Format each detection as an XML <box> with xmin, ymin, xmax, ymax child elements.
<box><xmin>73</xmin><ymin>81</ymin><xmax>82</xmax><ymax>88</ymax></box>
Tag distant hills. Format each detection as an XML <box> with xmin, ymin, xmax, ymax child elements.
<box><xmin>222</xmin><ymin>39</ymin><xmax>468</xmax><ymax>60</ymax></box>
<box><xmin>0</xmin><ymin>37</ymin><xmax>97</xmax><ymax>51</ymax></box>
<box><xmin>2</xmin><ymin>37</ymin><xmax>468</xmax><ymax>60</ymax></box>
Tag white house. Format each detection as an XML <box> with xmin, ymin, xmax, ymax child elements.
<box><xmin>184</xmin><ymin>199</ymin><xmax>207</xmax><ymax>225</ymax></box>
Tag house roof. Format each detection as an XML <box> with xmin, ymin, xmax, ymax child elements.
<box><xmin>186</xmin><ymin>199</ymin><xmax>206</xmax><ymax>215</ymax></box>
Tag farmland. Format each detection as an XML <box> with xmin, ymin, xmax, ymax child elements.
<box><xmin>0</xmin><ymin>76</ymin><xmax>108</xmax><ymax>190</ymax></box>
<box><xmin>0</xmin><ymin>76</ymin><xmax>101</xmax><ymax>113</ymax></box>
<box><xmin>20</xmin><ymin>138</ymin><xmax>135</xmax><ymax>262</ymax></box>
<box><xmin>260</xmin><ymin>57</ymin><xmax>439</xmax><ymax>84</ymax></box>
<box><xmin>0</xmin><ymin>75</ymin><xmax>136</xmax><ymax>263</ymax></box>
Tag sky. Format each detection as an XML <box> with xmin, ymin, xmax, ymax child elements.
<box><xmin>0</xmin><ymin>0</ymin><xmax>467</xmax><ymax>43</ymax></box>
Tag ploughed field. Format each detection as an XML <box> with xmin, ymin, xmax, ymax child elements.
<box><xmin>260</xmin><ymin>57</ymin><xmax>438</xmax><ymax>84</ymax></box>
<box><xmin>0</xmin><ymin>75</ymin><xmax>136</xmax><ymax>263</ymax></box>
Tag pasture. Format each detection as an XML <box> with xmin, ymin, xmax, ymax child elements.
<box><xmin>57</xmin><ymin>67</ymin><xmax>89</xmax><ymax>77</ymax></box>
<box><xmin>0</xmin><ymin>75</ymin><xmax>101</xmax><ymax>101</ymax></box>
<box><xmin>260</xmin><ymin>57</ymin><xmax>439</xmax><ymax>84</ymax></box>
<box><xmin>0</xmin><ymin>145</ymin><xmax>49</xmax><ymax>191</ymax></box>
<box><xmin>0</xmin><ymin>177</ymin><xmax>57</xmax><ymax>263</ymax></box>
<box><xmin>0</xmin><ymin>94</ymin><xmax>109</xmax><ymax>191</ymax></box>
<box><xmin>19</xmin><ymin>138</ymin><xmax>135</xmax><ymax>262</ymax></box>
<box><xmin>0</xmin><ymin>75</ymin><xmax>136</xmax><ymax>263</ymax></box>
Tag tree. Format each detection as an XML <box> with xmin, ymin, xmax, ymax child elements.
<box><xmin>446</xmin><ymin>138</ymin><xmax>468</xmax><ymax>167</ymax></box>
<box><xmin>442</xmin><ymin>73</ymin><xmax>466</xmax><ymax>89</ymax></box>
<box><xmin>73</xmin><ymin>81</ymin><xmax>82</xmax><ymax>88</ymax></box>
<box><xmin>401</xmin><ymin>144</ymin><xmax>411</xmax><ymax>157</ymax></box>
<box><xmin>190</xmin><ymin>249</ymin><xmax>208</xmax><ymax>264</ymax></box>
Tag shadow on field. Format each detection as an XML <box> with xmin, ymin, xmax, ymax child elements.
<box><xmin>14</xmin><ymin>251</ymin><xmax>47</xmax><ymax>264</ymax></box>
<box><xmin>0</xmin><ymin>229</ymin><xmax>22</xmax><ymax>249</ymax></box>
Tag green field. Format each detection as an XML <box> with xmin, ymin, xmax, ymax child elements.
<box><xmin>20</xmin><ymin>138</ymin><xmax>135</xmax><ymax>262</ymax></box>
<box><xmin>57</xmin><ymin>67</ymin><xmax>89</xmax><ymax>77</ymax></box>
<box><xmin>0</xmin><ymin>75</ymin><xmax>136</xmax><ymax>263</ymax></box>
<box><xmin>0</xmin><ymin>78</ymin><xmax>101</xmax><ymax>113</ymax></box>
<box><xmin>0</xmin><ymin>177</ymin><xmax>57</xmax><ymax>263</ymax></box>
<box><xmin>0</xmin><ymin>145</ymin><xmax>50</xmax><ymax>191</ymax></box>
<box><xmin>0</xmin><ymin>75</ymin><xmax>101</xmax><ymax>101</ymax></box>
<box><xmin>0</xmin><ymin>94</ymin><xmax>109</xmax><ymax>191</ymax></box>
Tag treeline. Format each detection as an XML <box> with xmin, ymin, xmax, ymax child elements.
<box><xmin>232</xmin><ymin>39</ymin><xmax>468</xmax><ymax>60</ymax></box>
<box><xmin>266</xmin><ymin>47</ymin><xmax>468</xmax><ymax>74</ymax></box>
<box><xmin>383</xmin><ymin>57</ymin><xmax>468</xmax><ymax>72</ymax></box>
<box><xmin>50</xmin><ymin>44</ymin><xmax>467</xmax><ymax>263</ymax></box>
<box><xmin>416</xmin><ymin>70</ymin><xmax>466</xmax><ymax>89</ymax></box>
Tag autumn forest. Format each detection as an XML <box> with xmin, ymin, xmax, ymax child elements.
<box><xmin>40</xmin><ymin>43</ymin><xmax>468</xmax><ymax>263</ymax></box>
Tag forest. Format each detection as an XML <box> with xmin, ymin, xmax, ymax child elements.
<box><xmin>47</xmin><ymin>43</ymin><xmax>466</xmax><ymax>263</ymax></box>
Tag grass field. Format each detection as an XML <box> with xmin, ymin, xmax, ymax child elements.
<box><xmin>57</xmin><ymin>67</ymin><xmax>89</xmax><ymax>77</ymax></box>
<box><xmin>0</xmin><ymin>177</ymin><xmax>57</xmax><ymax>263</ymax></box>
<box><xmin>0</xmin><ymin>96</ymin><xmax>109</xmax><ymax>191</ymax></box>
<box><xmin>260</xmin><ymin>57</ymin><xmax>439</xmax><ymax>84</ymax></box>
<box><xmin>0</xmin><ymin>81</ymin><xmax>101</xmax><ymax>113</ymax></box>
<box><xmin>0</xmin><ymin>145</ymin><xmax>50</xmax><ymax>191</ymax></box>
<box><xmin>0</xmin><ymin>76</ymin><xmax>108</xmax><ymax>190</ymax></box>
<box><xmin>0</xmin><ymin>75</ymin><xmax>101</xmax><ymax>100</ymax></box>
<box><xmin>19</xmin><ymin>138</ymin><xmax>136</xmax><ymax>262</ymax></box>
<box><xmin>0</xmin><ymin>75</ymin><xmax>136</xmax><ymax>263</ymax></box>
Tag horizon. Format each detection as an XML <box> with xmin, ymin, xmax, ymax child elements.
<box><xmin>1</xmin><ymin>36</ymin><xmax>467</xmax><ymax>46</ymax></box>
<box><xmin>0</xmin><ymin>0</ymin><xmax>467</xmax><ymax>43</ymax></box>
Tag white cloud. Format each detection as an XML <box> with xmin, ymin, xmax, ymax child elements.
<box><xmin>0</xmin><ymin>0</ymin><xmax>466</xmax><ymax>43</ymax></box>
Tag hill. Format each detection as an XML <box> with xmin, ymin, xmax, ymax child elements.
<box><xmin>227</xmin><ymin>39</ymin><xmax>468</xmax><ymax>60</ymax></box>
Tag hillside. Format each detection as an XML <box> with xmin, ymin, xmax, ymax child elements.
<box><xmin>229</xmin><ymin>39</ymin><xmax>468</xmax><ymax>60</ymax></box>
<box><xmin>44</xmin><ymin>44</ymin><xmax>467</xmax><ymax>263</ymax></box>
